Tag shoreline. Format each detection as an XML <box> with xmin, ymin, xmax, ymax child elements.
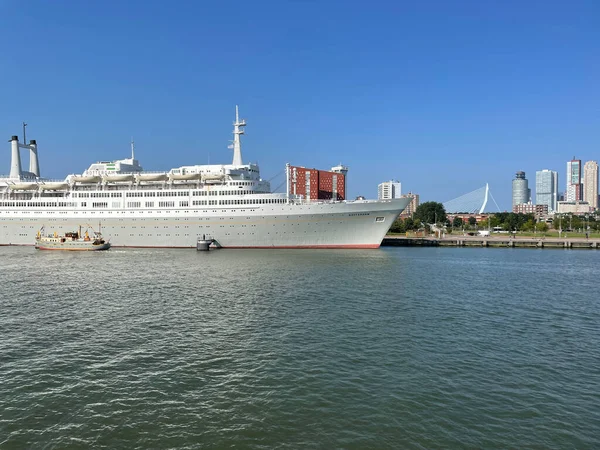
<box><xmin>382</xmin><ymin>235</ymin><xmax>600</xmax><ymax>249</ymax></box>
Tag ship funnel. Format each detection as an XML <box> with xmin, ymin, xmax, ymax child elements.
<box><xmin>9</xmin><ymin>136</ymin><xmax>22</xmax><ymax>179</ymax></box>
<box><xmin>29</xmin><ymin>139</ymin><xmax>39</xmax><ymax>177</ymax></box>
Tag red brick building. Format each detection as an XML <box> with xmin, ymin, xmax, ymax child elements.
<box><xmin>512</xmin><ymin>202</ymin><xmax>549</xmax><ymax>216</ymax></box>
<box><xmin>288</xmin><ymin>165</ymin><xmax>346</xmax><ymax>201</ymax></box>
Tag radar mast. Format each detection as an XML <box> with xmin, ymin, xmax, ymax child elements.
<box><xmin>231</xmin><ymin>105</ymin><xmax>246</xmax><ymax>165</ymax></box>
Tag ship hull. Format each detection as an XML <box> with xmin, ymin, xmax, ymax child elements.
<box><xmin>0</xmin><ymin>199</ymin><xmax>409</xmax><ymax>249</ymax></box>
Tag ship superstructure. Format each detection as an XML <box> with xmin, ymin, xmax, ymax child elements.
<box><xmin>0</xmin><ymin>107</ymin><xmax>410</xmax><ymax>248</ymax></box>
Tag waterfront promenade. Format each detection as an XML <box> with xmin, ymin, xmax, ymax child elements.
<box><xmin>383</xmin><ymin>235</ymin><xmax>600</xmax><ymax>249</ymax></box>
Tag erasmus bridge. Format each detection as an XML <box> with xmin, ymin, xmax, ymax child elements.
<box><xmin>442</xmin><ymin>184</ymin><xmax>501</xmax><ymax>214</ymax></box>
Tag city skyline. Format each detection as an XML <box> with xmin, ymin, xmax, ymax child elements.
<box><xmin>509</xmin><ymin>157</ymin><xmax>599</xmax><ymax>214</ymax></box>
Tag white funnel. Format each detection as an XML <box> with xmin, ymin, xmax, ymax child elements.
<box><xmin>9</xmin><ymin>136</ymin><xmax>22</xmax><ymax>179</ymax></box>
<box><xmin>29</xmin><ymin>140</ymin><xmax>39</xmax><ymax>177</ymax></box>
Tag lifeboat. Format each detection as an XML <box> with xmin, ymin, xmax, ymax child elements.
<box><xmin>39</xmin><ymin>182</ymin><xmax>69</xmax><ymax>191</ymax></box>
<box><xmin>169</xmin><ymin>172</ymin><xmax>203</xmax><ymax>181</ymax></box>
<box><xmin>103</xmin><ymin>173</ymin><xmax>135</xmax><ymax>182</ymax></box>
<box><xmin>9</xmin><ymin>183</ymin><xmax>38</xmax><ymax>190</ymax></box>
<box><xmin>137</xmin><ymin>173</ymin><xmax>169</xmax><ymax>182</ymax></box>
<box><xmin>71</xmin><ymin>175</ymin><xmax>102</xmax><ymax>183</ymax></box>
<box><xmin>202</xmin><ymin>173</ymin><xmax>225</xmax><ymax>183</ymax></box>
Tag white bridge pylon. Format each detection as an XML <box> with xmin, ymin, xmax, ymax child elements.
<box><xmin>443</xmin><ymin>183</ymin><xmax>500</xmax><ymax>214</ymax></box>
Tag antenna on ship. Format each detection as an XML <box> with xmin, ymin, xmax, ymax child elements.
<box><xmin>230</xmin><ymin>105</ymin><xmax>246</xmax><ymax>166</ymax></box>
<box><xmin>131</xmin><ymin>137</ymin><xmax>135</xmax><ymax>161</ymax></box>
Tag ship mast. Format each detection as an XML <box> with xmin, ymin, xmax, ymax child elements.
<box><xmin>231</xmin><ymin>105</ymin><xmax>246</xmax><ymax>165</ymax></box>
<box><xmin>131</xmin><ymin>137</ymin><xmax>135</xmax><ymax>161</ymax></box>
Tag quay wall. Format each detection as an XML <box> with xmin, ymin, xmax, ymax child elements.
<box><xmin>382</xmin><ymin>236</ymin><xmax>600</xmax><ymax>249</ymax></box>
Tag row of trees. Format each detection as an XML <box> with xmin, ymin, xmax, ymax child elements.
<box><xmin>551</xmin><ymin>214</ymin><xmax>600</xmax><ymax>231</ymax></box>
<box><xmin>389</xmin><ymin>202</ymin><xmax>600</xmax><ymax>234</ymax></box>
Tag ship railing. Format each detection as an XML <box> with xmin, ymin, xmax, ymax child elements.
<box><xmin>287</xmin><ymin>197</ymin><xmax>387</xmax><ymax>205</ymax></box>
<box><xmin>80</xmin><ymin>170</ymin><xmax>165</xmax><ymax>176</ymax></box>
<box><xmin>0</xmin><ymin>177</ymin><xmax>67</xmax><ymax>183</ymax></box>
<box><xmin>287</xmin><ymin>197</ymin><xmax>345</xmax><ymax>205</ymax></box>
<box><xmin>39</xmin><ymin>179</ymin><xmax>69</xmax><ymax>183</ymax></box>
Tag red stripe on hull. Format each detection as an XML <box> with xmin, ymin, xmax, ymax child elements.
<box><xmin>218</xmin><ymin>244</ymin><xmax>381</xmax><ymax>249</ymax></box>
<box><xmin>111</xmin><ymin>244</ymin><xmax>381</xmax><ymax>249</ymax></box>
<box><xmin>36</xmin><ymin>247</ymin><xmax>108</xmax><ymax>251</ymax></box>
<box><xmin>3</xmin><ymin>243</ymin><xmax>381</xmax><ymax>249</ymax></box>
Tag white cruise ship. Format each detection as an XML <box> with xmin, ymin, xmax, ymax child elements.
<box><xmin>0</xmin><ymin>108</ymin><xmax>410</xmax><ymax>248</ymax></box>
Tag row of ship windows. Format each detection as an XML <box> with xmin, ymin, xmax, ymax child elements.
<box><xmin>6</xmin><ymin>214</ymin><xmax>337</xmax><ymax>226</ymax></box>
<box><xmin>0</xmin><ymin>202</ymin><xmax>76</xmax><ymax>207</ymax></box>
<box><xmin>120</xmin><ymin>199</ymin><xmax>286</xmax><ymax>208</ymax></box>
<box><xmin>0</xmin><ymin>198</ymin><xmax>286</xmax><ymax>208</ymax></box>
<box><xmin>3</xmin><ymin>210</ymin><xmax>332</xmax><ymax>218</ymax></box>
<box><xmin>74</xmin><ymin>189</ymin><xmax>260</xmax><ymax>198</ymax></box>
<box><xmin>125</xmin><ymin>191</ymin><xmax>188</xmax><ymax>198</ymax></box>
<box><xmin>75</xmin><ymin>192</ymin><xmax>123</xmax><ymax>198</ymax></box>
<box><xmin>14</xmin><ymin>230</ymin><xmax>339</xmax><ymax>237</ymax></box>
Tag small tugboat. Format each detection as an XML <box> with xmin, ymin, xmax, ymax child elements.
<box><xmin>35</xmin><ymin>225</ymin><xmax>111</xmax><ymax>251</ymax></box>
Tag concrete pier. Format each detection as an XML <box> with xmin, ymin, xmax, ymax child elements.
<box><xmin>382</xmin><ymin>236</ymin><xmax>600</xmax><ymax>249</ymax></box>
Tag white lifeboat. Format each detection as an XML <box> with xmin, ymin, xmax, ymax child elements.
<box><xmin>9</xmin><ymin>182</ymin><xmax>38</xmax><ymax>190</ymax></box>
<box><xmin>103</xmin><ymin>173</ymin><xmax>135</xmax><ymax>182</ymax></box>
<box><xmin>169</xmin><ymin>172</ymin><xmax>203</xmax><ymax>181</ymax></box>
<box><xmin>137</xmin><ymin>173</ymin><xmax>169</xmax><ymax>182</ymax></box>
<box><xmin>202</xmin><ymin>174</ymin><xmax>225</xmax><ymax>183</ymax></box>
<box><xmin>71</xmin><ymin>175</ymin><xmax>102</xmax><ymax>183</ymax></box>
<box><xmin>39</xmin><ymin>182</ymin><xmax>69</xmax><ymax>191</ymax></box>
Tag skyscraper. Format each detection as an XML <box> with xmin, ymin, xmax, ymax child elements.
<box><xmin>583</xmin><ymin>160</ymin><xmax>599</xmax><ymax>209</ymax></box>
<box><xmin>378</xmin><ymin>180</ymin><xmax>401</xmax><ymax>200</ymax></box>
<box><xmin>512</xmin><ymin>171</ymin><xmax>529</xmax><ymax>207</ymax></box>
<box><xmin>566</xmin><ymin>159</ymin><xmax>583</xmax><ymax>201</ymax></box>
<box><xmin>535</xmin><ymin>169</ymin><xmax>558</xmax><ymax>212</ymax></box>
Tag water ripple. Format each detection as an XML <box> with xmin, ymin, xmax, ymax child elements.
<box><xmin>1</xmin><ymin>247</ymin><xmax>599</xmax><ymax>449</ymax></box>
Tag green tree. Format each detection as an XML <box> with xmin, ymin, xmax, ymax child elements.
<box><xmin>452</xmin><ymin>216</ymin><xmax>464</xmax><ymax>228</ymax></box>
<box><xmin>495</xmin><ymin>212</ymin><xmax>508</xmax><ymax>225</ymax></box>
<box><xmin>468</xmin><ymin>216</ymin><xmax>477</xmax><ymax>227</ymax></box>
<box><xmin>505</xmin><ymin>213</ymin><xmax>519</xmax><ymax>231</ymax></box>
<box><xmin>489</xmin><ymin>215</ymin><xmax>501</xmax><ymax>228</ymax></box>
<box><xmin>536</xmin><ymin>222</ymin><xmax>548</xmax><ymax>232</ymax></box>
<box><xmin>414</xmin><ymin>202</ymin><xmax>447</xmax><ymax>225</ymax></box>
<box><xmin>389</xmin><ymin>218</ymin><xmax>405</xmax><ymax>234</ymax></box>
<box><xmin>552</xmin><ymin>216</ymin><xmax>561</xmax><ymax>230</ymax></box>
<box><xmin>480</xmin><ymin>217</ymin><xmax>493</xmax><ymax>229</ymax></box>
<box><xmin>522</xmin><ymin>219</ymin><xmax>535</xmax><ymax>232</ymax></box>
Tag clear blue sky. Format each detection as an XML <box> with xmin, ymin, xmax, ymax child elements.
<box><xmin>1</xmin><ymin>0</ymin><xmax>598</xmax><ymax>210</ymax></box>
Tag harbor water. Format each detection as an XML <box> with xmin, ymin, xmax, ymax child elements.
<box><xmin>1</xmin><ymin>247</ymin><xmax>599</xmax><ymax>449</ymax></box>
